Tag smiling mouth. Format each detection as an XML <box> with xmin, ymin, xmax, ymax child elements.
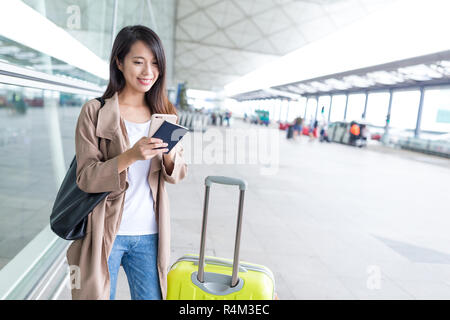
<box><xmin>138</xmin><ymin>78</ymin><xmax>152</xmax><ymax>85</ymax></box>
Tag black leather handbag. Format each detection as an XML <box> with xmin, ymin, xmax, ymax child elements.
<box><xmin>50</xmin><ymin>97</ymin><xmax>111</xmax><ymax>240</ymax></box>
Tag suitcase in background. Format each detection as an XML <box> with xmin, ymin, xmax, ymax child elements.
<box><xmin>286</xmin><ymin>125</ymin><xmax>294</xmax><ymax>139</ymax></box>
<box><xmin>167</xmin><ymin>176</ymin><xmax>276</xmax><ymax>300</ymax></box>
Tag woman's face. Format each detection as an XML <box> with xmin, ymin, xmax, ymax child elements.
<box><xmin>116</xmin><ymin>40</ymin><xmax>160</xmax><ymax>94</ymax></box>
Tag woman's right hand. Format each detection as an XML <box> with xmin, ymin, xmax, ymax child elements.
<box><xmin>130</xmin><ymin>137</ymin><xmax>168</xmax><ymax>161</ymax></box>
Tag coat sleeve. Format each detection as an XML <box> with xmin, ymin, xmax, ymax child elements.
<box><xmin>75</xmin><ymin>102</ymin><xmax>127</xmax><ymax>193</ymax></box>
<box><xmin>160</xmin><ymin>142</ymin><xmax>187</xmax><ymax>184</ymax></box>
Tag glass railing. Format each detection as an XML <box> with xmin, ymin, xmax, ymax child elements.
<box><xmin>0</xmin><ymin>35</ymin><xmax>107</xmax><ymax>87</ymax></box>
<box><xmin>0</xmin><ymin>62</ymin><xmax>103</xmax><ymax>299</ymax></box>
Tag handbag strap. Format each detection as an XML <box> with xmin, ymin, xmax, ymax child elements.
<box><xmin>95</xmin><ymin>96</ymin><xmax>105</xmax><ymax>108</ymax></box>
<box><xmin>95</xmin><ymin>97</ymin><xmax>106</xmax><ymax>148</ymax></box>
<box><xmin>156</xmin><ymin>170</ymin><xmax>161</xmax><ymax>224</ymax></box>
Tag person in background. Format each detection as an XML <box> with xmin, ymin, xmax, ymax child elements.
<box><xmin>359</xmin><ymin>124</ymin><xmax>369</xmax><ymax>147</ymax></box>
<box><xmin>319</xmin><ymin>123</ymin><xmax>330</xmax><ymax>143</ymax></box>
<box><xmin>224</xmin><ymin>110</ymin><xmax>232</xmax><ymax>127</ymax></box>
<box><xmin>309</xmin><ymin>119</ymin><xmax>318</xmax><ymax>142</ymax></box>
<box><xmin>292</xmin><ymin>117</ymin><xmax>303</xmax><ymax>140</ymax></box>
<box><xmin>349</xmin><ymin>121</ymin><xmax>361</xmax><ymax>146</ymax></box>
<box><xmin>318</xmin><ymin>115</ymin><xmax>330</xmax><ymax>143</ymax></box>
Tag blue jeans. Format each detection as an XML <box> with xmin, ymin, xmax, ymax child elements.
<box><xmin>107</xmin><ymin>234</ymin><xmax>162</xmax><ymax>300</ymax></box>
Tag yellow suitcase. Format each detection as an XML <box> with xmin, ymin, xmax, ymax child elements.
<box><xmin>167</xmin><ymin>176</ymin><xmax>275</xmax><ymax>300</ymax></box>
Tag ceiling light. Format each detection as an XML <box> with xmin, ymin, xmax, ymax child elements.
<box><xmin>298</xmin><ymin>83</ymin><xmax>318</xmax><ymax>93</ymax></box>
<box><xmin>366</xmin><ymin>71</ymin><xmax>404</xmax><ymax>85</ymax></box>
<box><xmin>397</xmin><ymin>64</ymin><xmax>442</xmax><ymax>81</ymax></box>
<box><xmin>324</xmin><ymin>78</ymin><xmax>352</xmax><ymax>90</ymax></box>
<box><xmin>342</xmin><ymin>75</ymin><xmax>375</xmax><ymax>88</ymax></box>
<box><xmin>309</xmin><ymin>81</ymin><xmax>332</xmax><ymax>91</ymax></box>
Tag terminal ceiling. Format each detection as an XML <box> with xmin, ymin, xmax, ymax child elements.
<box><xmin>174</xmin><ymin>0</ymin><xmax>393</xmax><ymax>92</ymax></box>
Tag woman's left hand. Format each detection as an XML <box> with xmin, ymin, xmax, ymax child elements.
<box><xmin>163</xmin><ymin>145</ymin><xmax>176</xmax><ymax>162</ymax></box>
<box><xmin>162</xmin><ymin>145</ymin><xmax>176</xmax><ymax>175</ymax></box>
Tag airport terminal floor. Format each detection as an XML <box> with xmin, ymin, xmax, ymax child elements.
<box><xmin>57</xmin><ymin>119</ymin><xmax>450</xmax><ymax>300</ymax></box>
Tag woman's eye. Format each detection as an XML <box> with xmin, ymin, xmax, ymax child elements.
<box><xmin>134</xmin><ymin>62</ymin><xmax>142</xmax><ymax>65</ymax></box>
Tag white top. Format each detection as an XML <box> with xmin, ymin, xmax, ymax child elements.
<box><xmin>117</xmin><ymin>118</ymin><xmax>158</xmax><ymax>235</ymax></box>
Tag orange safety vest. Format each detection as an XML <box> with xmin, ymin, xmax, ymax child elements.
<box><xmin>350</xmin><ymin>124</ymin><xmax>360</xmax><ymax>135</ymax></box>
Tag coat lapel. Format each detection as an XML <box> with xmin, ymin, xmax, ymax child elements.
<box><xmin>95</xmin><ymin>92</ymin><xmax>124</xmax><ymax>143</ymax></box>
<box><xmin>95</xmin><ymin>92</ymin><xmax>131</xmax><ymax>152</ymax></box>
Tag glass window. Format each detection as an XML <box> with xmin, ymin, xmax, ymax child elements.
<box><xmin>273</xmin><ymin>100</ymin><xmax>281</xmax><ymax>122</ymax></box>
<box><xmin>317</xmin><ymin>95</ymin><xmax>331</xmax><ymax>123</ymax></box>
<box><xmin>12</xmin><ymin>1</ymin><xmax>176</xmax><ymax>88</ymax></box>
<box><xmin>329</xmin><ymin>94</ymin><xmax>347</xmax><ymax>122</ymax></box>
<box><xmin>345</xmin><ymin>93</ymin><xmax>366</xmax><ymax>122</ymax></box>
<box><xmin>287</xmin><ymin>99</ymin><xmax>305</xmax><ymax>122</ymax></box>
<box><xmin>305</xmin><ymin>98</ymin><xmax>318</xmax><ymax>124</ymax></box>
<box><xmin>390</xmin><ymin>90</ymin><xmax>420</xmax><ymax>130</ymax></box>
<box><xmin>22</xmin><ymin>0</ymin><xmax>114</xmax><ymax>61</ymax></box>
<box><xmin>266</xmin><ymin>101</ymin><xmax>273</xmax><ymax>118</ymax></box>
<box><xmin>279</xmin><ymin>100</ymin><xmax>288</xmax><ymax>122</ymax></box>
<box><xmin>365</xmin><ymin>92</ymin><xmax>390</xmax><ymax>127</ymax></box>
<box><xmin>420</xmin><ymin>87</ymin><xmax>450</xmax><ymax>133</ymax></box>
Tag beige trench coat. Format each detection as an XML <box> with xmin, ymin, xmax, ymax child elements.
<box><xmin>66</xmin><ymin>91</ymin><xmax>187</xmax><ymax>300</ymax></box>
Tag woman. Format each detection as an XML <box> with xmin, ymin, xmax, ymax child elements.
<box><xmin>66</xmin><ymin>25</ymin><xmax>187</xmax><ymax>300</ymax></box>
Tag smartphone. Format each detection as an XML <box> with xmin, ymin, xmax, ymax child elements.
<box><xmin>148</xmin><ymin>113</ymin><xmax>178</xmax><ymax>138</ymax></box>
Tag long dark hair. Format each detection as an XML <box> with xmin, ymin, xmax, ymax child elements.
<box><xmin>102</xmin><ymin>25</ymin><xmax>176</xmax><ymax>115</ymax></box>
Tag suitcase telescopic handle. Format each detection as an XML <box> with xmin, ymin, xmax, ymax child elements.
<box><xmin>197</xmin><ymin>176</ymin><xmax>247</xmax><ymax>287</ymax></box>
<box><xmin>205</xmin><ymin>176</ymin><xmax>247</xmax><ymax>190</ymax></box>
